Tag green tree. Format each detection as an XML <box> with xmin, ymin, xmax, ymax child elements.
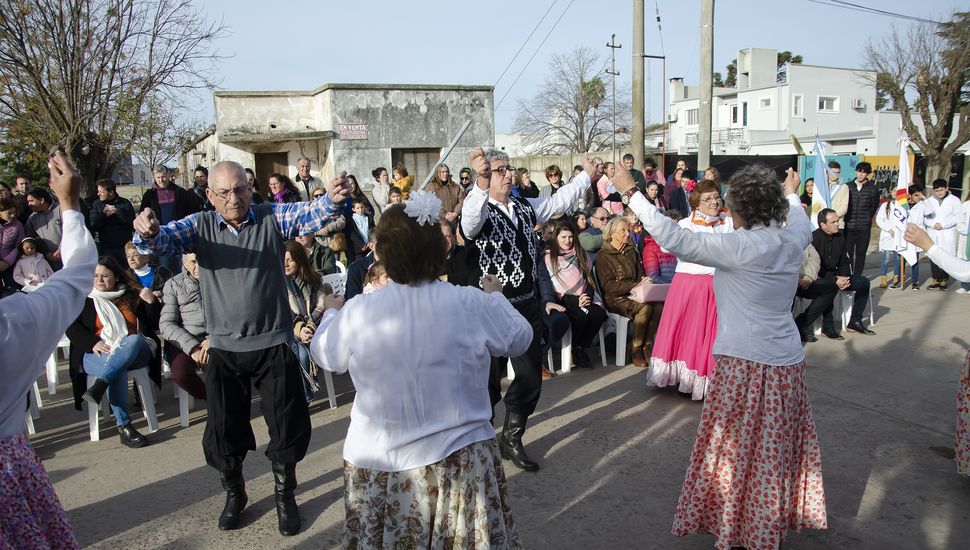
<box><xmin>0</xmin><ymin>0</ymin><xmax>224</xmax><ymax>196</ymax></box>
<box><xmin>714</xmin><ymin>52</ymin><xmax>804</xmax><ymax>87</ymax></box>
<box><xmin>866</xmin><ymin>11</ymin><xmax>970</xmax><ymax>181</ymax></box>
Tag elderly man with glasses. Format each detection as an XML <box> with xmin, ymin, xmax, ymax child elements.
<box><xmin>461</xmin><ymin>147</ymin><xmax>601</xmax><ymax>472</ymax></box>
<box><xmin>132</xmin><ymin>161</ymin><xmax>349</xmax><ymax>537</ymax></box>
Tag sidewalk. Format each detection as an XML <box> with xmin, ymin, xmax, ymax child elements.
<box><xmin>29</xmin><ymin>264</ymin><xmax>970</xmax><ymax>549</ymax></box>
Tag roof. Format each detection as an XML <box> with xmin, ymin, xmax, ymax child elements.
<box><xmin>214</xmin><ymin>83</ymin><xmax>494</xmax><ymax>98</ymax></box>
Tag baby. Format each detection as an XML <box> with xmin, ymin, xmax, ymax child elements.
<box><xmin>362</xmin><ymin>262</ymin><xmax>388</xmax><ymax>294</ymax></box>
<box><xmin>13</xmin><ymin>237</ymin><xmax>53</xmax><ymax>289</ymax></box>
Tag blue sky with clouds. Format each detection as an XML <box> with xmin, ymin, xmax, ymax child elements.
<box><xmin>192</xmin><ymin>0</ymin><xmax>963</xmax><ymax>133</ymax></box>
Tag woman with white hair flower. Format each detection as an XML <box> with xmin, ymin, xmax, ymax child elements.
<box><xmin>311</xmin><ymin>190</ymin><xmax>531</xmax><ymax>549</ymax></box>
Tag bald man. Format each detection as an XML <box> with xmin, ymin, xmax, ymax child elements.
<box><xmin>133</xmin><ymin>161</ymin><xmax>349</xmax><ymax>536</ymax></box>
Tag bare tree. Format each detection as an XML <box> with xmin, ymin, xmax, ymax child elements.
<box><xmin>865</xmin><ymin>12</ymin><xmax>970</xmax><ymax>181</ymax></box>
<box><xmin>0</xmin><ymin>0</ymin><xmax>224</xmax><ymax>194</ymax></box>
<box><xmin>131</xmin><ymin>93</ymin><xmax>204</xmax><ymax>171</ymax></box>
<box><xmin>513</xmin><ymin>47</ymin><xmax>630</xmax><ymax>155</ymax></box>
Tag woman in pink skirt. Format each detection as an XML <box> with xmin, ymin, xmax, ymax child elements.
<box><xmin>0</xmin><ymin>152</ymin><xmax>91</xmax><ymax>549</ymax></box>
<box><xmin>648</xmin><ymin>179</ymin><xmax>733</xmax><ymax>400</ymax></box>
<box><xmin>616</xmin><ymin>165</ymin><xmax>827</xmax><ymax>550</ymax></box>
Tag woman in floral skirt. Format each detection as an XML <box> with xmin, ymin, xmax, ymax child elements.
<box><xmin>614</xmin><ymin>164</ymin><xmax>827</xmax><ymax>550</ymax></box>
<box><xmin>311</xmin><ymin>189</ymin><xmax>531</xmax><ymax>549</ymax></box>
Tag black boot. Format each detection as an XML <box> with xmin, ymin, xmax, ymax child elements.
<box><xmin>218</xmin><ymin>464</ymin><xmax>247</xmax><ymax>531</ymax></box>
<box><xmin>499</xmin><ymin>411</ymin><xmax>540</xmax><ymax>471</ymax></box>
<box><xmin>272</xmin><ymin>462</ymin><xmax>301</xmax><ymax>536</ymax></box>
<box><xmin>117</xmin><ymin>423</ymin><xmax>149</xmax><ymax>448</ymax></box>
<box><xmin>83</xmin><ymin>378</ymin><xmax>110</xmax><ymax>406</ymax></box>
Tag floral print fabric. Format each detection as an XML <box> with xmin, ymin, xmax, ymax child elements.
<box><xmin>0</xmin><ymin>433</ymin><xmax>78</xmax><ymax>549</ymax></box>
<box><xmin>672</xmin><ymin>356</ymin><xmax>827</xmax><ymax>550</ymax></box>
<box><xmin>342</xmin><ymin>438</ymin><xmax>523</xmax><ymax>550</ymax></box>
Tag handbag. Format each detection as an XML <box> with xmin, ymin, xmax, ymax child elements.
<box><xmin>628</xmin><ymin>280</ymin><xmax>670</xmax><ymax>303</ymax></box>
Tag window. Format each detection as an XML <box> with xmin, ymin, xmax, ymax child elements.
<box><xmin>730</xmin><ymin>105</ymin><xmax>739</xmax><ymax>124</ymax></box>
<box><xmin>792</xmin><ymin>94</ymin><xmax>804</xmax><ymax>117</ymax></box>
<box><xmin>686</xmin><ymin>108</ymin><xmax>699</xmax><ymax>126</ymax></box>
<box><xmin>817</xmin><ymin>95</ymin><xmax>839</xmax><ymax>112</ymax></box>
<box><xmin>759</xmin><ymin>97</ymin><xmax>772</xmax><ymax>109</ymax></box>
<box><xmin>741</xmin><ymin>102</ymin><xmax>748</xmax><ymax>126</ymax></box>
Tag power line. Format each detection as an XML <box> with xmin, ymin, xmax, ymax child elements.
<box><xmin>494</xmin><ymin>0</ymin><xmax>576</xmax><ymax>110</ymax></box>
<box><xmin>806</xmin><ymin>0</ymin><xmax>940</xmax><ymax>24</ymax></box>
<box><xmin>493</xmin><ymin>0</ymin><xmax>559</xmax><ymax>89</ymax></box>
<box><xmin>654</xmin><ymin>0</ymin><xmax>665</xmax><ymax>56</ymax></box>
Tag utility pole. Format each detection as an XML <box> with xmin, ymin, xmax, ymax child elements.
<box><xmin>632</xmin><ymin>0</ymin><xmax>644</xmax><ymax>168</ymax></box>
<box><xmin>606</xmin><ymin>34</ymin><xmax>622</xmax><ymax>162</ymax></box>
<box><xmin>698</xmin><ymin>0</ymin><xmax>715</xmax><ymax>173</ymax></box>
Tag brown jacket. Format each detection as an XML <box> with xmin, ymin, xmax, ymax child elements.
<box><xmin>594</xmin><ymin>239</ymin><xmax>644</xmax><ymax>317</ymax></box>
<box><xmin>426</xmin><ymin>179</ymin><xmax>465</xmax><ymax>218</ymax></box>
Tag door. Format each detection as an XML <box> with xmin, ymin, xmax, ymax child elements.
<box><xmin>391</xmin><ymin>148</ymin><xmax>441</xmax><ymax>187</ymax></box>
<box><xmin>254</xmin><ymin>152</ymin><xmax>289</xmax><ymax>198</ymax></box>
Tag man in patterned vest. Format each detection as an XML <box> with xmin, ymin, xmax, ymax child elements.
<box><xmin>461</xmin><ymin>148</ymin><xmax>599</xmax><ymax>471</ymax></box>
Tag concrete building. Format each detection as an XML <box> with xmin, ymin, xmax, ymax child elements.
<box><xmin>182</xmin><ymin>83</ymin><xmax>494</xmax><ymax>190</ymax></box>
<box><xmin>666</xmin><ymin>47</ymin><xmax>968</xmax><ymax>158</ymax></box>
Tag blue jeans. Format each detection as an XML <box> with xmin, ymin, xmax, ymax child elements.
<box><xmin>880</xmin><ymin>250</ymin><xmax>900</xmax><ymax>279</ymax></box>
<box><xmin>911</xmin><ymin>252</ymin><xmax>920</xmax><ymax>287</ymax></box>
<box><xmin>82</xmin><ymin>335</ymin><xmax>152</xmax><ymax>426</ymax></box>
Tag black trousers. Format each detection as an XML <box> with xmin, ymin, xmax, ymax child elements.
<box><xmin>795</xmin><ymin>281</ymin><xmax>838</xmax><ymax>330</ymax></box>
<box><xmin>844</xmin><ymin>227</ymin><xmax>872</xmax><ymax>276</ymax></box>
<box><xmin>798</xmin><ymin>276</ymin><xmax>870</xmax><ymax>332</ymax></box>
<box><xmin>560</xmin><ymin>301</ymin><xmax>608</xmax><ymax>348</ymax></box>
<box><xmin>489</xmin><ymin>297</ymin><xmax>543</xmax><ymax>417</ymax></box>
<box><xmin>929</xmin><ymin>259</ymin><xmax>949</xmax><ymax>283</ymax></box>
<box><xmin>203</xmin><ymin>342</ymin><xmax>311</xmax><ymax>472</ymax></box>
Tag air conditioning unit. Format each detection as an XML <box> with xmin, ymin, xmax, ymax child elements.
<box><xmin>667</xmin><ymin>112</ymin><xmax>678</xmax><ymax>123</ymax></box>
<box><xmin>851</xmin><ymin>98</ymin><xmax>865</xmax><ymax>109</ymax></box>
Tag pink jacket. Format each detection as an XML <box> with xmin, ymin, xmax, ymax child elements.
<box><xmin>13</xmin><ymin>254</ymin><xmax>53</xmax><ymax>286</ymax></box>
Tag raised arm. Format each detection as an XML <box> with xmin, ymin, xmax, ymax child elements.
<box><xmin>460</xmin><ymin>148</ymin><xmax>493</xmax><ymax>239</ymax></box>
<box><xmin>0</xmin><ymin>152</ymin><xmax>97</xmax><ymax>403</ymax></box>
<box><xmin>527</xmin><ymin>155</ymin><xmax>597</xmax><ymax>224</ymax></box>
<box><xmin>907</xmin><ymin>223</ymin><xmax>970</xmax><ymax>282</ymax></box>
<box><xmin>132</xmin><ymin>209</ymin><xmax>200</xmax><ymax>256</ymax></box>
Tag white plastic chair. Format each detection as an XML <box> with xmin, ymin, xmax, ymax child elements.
<box><xmin>837</xmin><ymin>288</ymin><xmax>876</xmax><ymax>330</ymax></box>
<box><xmin>178</xmin><ymin>387</ymin><xmax>195</xmax><ymax>427</ymax></box>
<box><xmin>87</xmin><ymin>368</ymin><xmax>159</xmax><ymax>442</ymax></box>
<box><xmin>335</xmin><ymin>261</ymin><xmax>347</xmax><ymax>274</ymax></box>
<box><xmin>320</xmin><ymin>272</ymin><xmax>347</xmax><ymax>296</ymax></box>
<box><xmin>44</xmin><ymin>335</ymin><xmax>71</xmax><ymax>395</ymax></box>
<box><xmin>608</xmin><ymin>313</ymin><xmax>633</xmax><ymax>366</ymax></box>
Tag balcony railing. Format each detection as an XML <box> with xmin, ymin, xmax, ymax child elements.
<box><xmin>684</xmin><ymin>128</ymin><xmax>747</xmax><ymax>149</ymax></box>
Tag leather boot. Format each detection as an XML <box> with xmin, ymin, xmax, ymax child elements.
<box><xmin>218</xmin><ymin>464</ymin><xmax>247</xmax><ymax>531</ymax></box>
<box><xmin>499</xmin><ymin>411</ymin><xmax>539</xmax><ymax>471</ymax></box>
<box><xmin>83</xmin><ymin>378</ymin><xmax>110</xmax><ymax>406</ymax></box>
<box><xmin>117</xmin><ymin>423</ymin><xmax>149</xmax><ymax>448</ymax></box>
<box><xmin>272</xmin><ymin>462</ymin><xmax>301</xmax><ymax>536</ymax></box>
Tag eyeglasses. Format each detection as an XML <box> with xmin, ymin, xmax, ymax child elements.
<box><xmin>460</xmin><ymin>176</ymin><xmax>471</xmax><ymax>181</ymax></box>
<box><xmin>492</xmin><ymin>165</ymin><xmax>515</xmax><ymax>175</ymax></box>
<box><xmin>210</xmin><ymin>185</ymin><xmax>249</xmax><ymax>201</ymax></box>
<box><xmin>590</xmin><ymin>215</ymin><xmax>608</xmax><ymax>222</ymax></box>
<box><xmin>700</xmin><ymin>195</ymin><xmax>721</xmax><ymax>203</ymax></box>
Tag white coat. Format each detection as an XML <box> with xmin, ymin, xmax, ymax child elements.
<box><xmin>922</xmin><ymin>193</ymin><xmax>961</xmax><ymax>254</ymax></box>
<box><xmin>874</xmin><ymin>202</ymin><xmax>898</xmax><ymax>252</ymax></box>
<box><xmin>955</xmin><ymin>199</ymin><xmax>970</xmax><ymax>260</ymax></box>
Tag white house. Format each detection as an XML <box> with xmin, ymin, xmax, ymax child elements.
<box><xmin>666</xmin><ymin>47</ymin><xmax>968</xmax><ymax>158</ymax></box>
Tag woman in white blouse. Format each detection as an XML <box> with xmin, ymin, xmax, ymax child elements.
<box><xmin>614</xmin><ymin>165</ymin><xmax>827</xmax><ymax>550</ymax></box>
<box><xmin>0</xmin><ymin>153</ymin><xmax>91</xmax><ymax>548</ymax></box>
<box><xmin>311</xmin><ymin>192</ymin><xmax>531</xmax><ymax>549</ymax></box>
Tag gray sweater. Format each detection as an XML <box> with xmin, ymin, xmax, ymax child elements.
<box><xmin>194</xmin><ymin>205</ymin><xmax>292</xmax><ymax>352</ymax></box>
<box><xmin>160</xmin><ymin>271</ymin><xmax>206</xmax><ymax>354</ymax></box>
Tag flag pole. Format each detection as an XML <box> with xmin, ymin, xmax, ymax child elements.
<box><xmin>419</xmin><ymin>120</ymin><xmax>473</xmax><ymax>191</ymax></box>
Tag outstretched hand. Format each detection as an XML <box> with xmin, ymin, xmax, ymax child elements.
<box><xmin>469</xmin><ymin>148</ymin><xmax>490</xmax><ymax>189</ymax></box>
<box><xmin>328</xmin><ymin>171</ymin><xmax>350</xmax><ymax>204</ymax></box>
<box><xmin>133</xmin><ymin>208</ymin><xmax>160</xmax><ymax>238</ymax></box>
<box><xmin>783</xmin><ymin>168</ymin><xmax>800</xmax><ymax>196</ymax></box>
<box><xmin>904</xmin><ymin>223</ymin><xmax>934</xmax><ymax>251</ymax></box>
<box><xmin>48</xmin><ymin>150</ymin><xmax>82</xmax><ymax>212</ymax></box>
<box><xmin>610</xmin><ymin>160</ymin><xmax>637</xmax><ymax>194</ymax></box>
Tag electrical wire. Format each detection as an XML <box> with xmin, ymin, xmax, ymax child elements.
<box><xmin>805</xmin><ymin>0</ymin><xmax>940</xmax><ymax>24</ymax></box>
<box><xmin>493</xmin><ymin>0</ymin><xmax>559</xmax><ymax>89</ymax></box>
<box><xmin>654</xmin><ymin>0</ymin><xmax>665</xmax><ymax>56</ymax></box>
<box><xmin>494</xmin><ymin>0</ymin><xmax>576</xmax><ymax>110</ymax></box>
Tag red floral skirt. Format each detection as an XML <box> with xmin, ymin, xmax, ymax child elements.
<box><xmin>957</xmin><ymin>350</ymin><xmax>970</xmax><ymax>476</ymax></box>
<box><xmin>672</xmin><ymin>356</ymin><xmax>827</xmax><ymax>550</ymax></box>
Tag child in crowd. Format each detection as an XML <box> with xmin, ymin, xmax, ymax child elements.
<box><xmin>331</xmin><ymin>233</ymin><xmax>350</xmax><ymax>270</ymax></box>
<box><xmin>362</xmin><ymin>262</ymin><xmax>388</xmax><ymax>294</ymax></box>
<box><xmin>386</xmin><ymin>186</ymin><xmax>403</xmax><ymax>209</ymax></box>
<box><xmin>875</xmin><ymin>199</ymin><xmax>901</xmax><ymax>289</ymax></box>
<box><xmin>907</xmin><ymin>185</ymin><xmax>927</xmax><ymax>290</ymax></box>
<box><xmin>350</xmin><ymin>198</ymin><xmax>375</xmax><ymax>256</ymax></box>
<box><xmin>13</xmin><ymin>237</ymin><xmax>53</xmax><ymax>288</ymax></box>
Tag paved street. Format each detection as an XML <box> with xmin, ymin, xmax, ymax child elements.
<box><xmin>28</xmin><ymin>260</ymin><xmax>970</xmax><ymax>549</ymax></box>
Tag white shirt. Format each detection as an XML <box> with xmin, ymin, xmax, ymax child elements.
<box><xmin>0</xmin><ymin>210</ymin><xmax>97</xmax><ymax>439</ymax></box>
<box><xmin>922</xmin><ymin>193</ymin><xmax>961</xmax><ymax>253</ymax></box>
<box><xmin>310</xmin><ymin>280</ymin><xmax>531</xmax><ymax>471</ymax></box>
<box><xmin>629</xmin><ymin>192</ymin><xmax>812</xmax><ymax>366</ymax></box>
<box><xmin>461</xmin><ymin>171</ymin><xmax>592</xmax><ymax>239</ymax></box>
<box><xmin>672</xmin><ymin>216</ymin><xmax>734</xmax><ymax>275</ymax></box>
<box><xmin>927</xmin><ymin>243</ymin><xmax>970</xmax><ymax>283</ymax></box>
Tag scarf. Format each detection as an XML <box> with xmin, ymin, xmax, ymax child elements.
<box><xmin>154</xmin><ymin>183</ymin><xmax>175</xmax><ymax>205</ymax></box>
<box><xmin>664</xmin><ymin>177</ymin><xmax>682</xmax><ymax>204</ymax></box>
<box><xmin>89</xmin><ymin>287</ymin><xmax>129</xmax><ymax>350</ymax></box>
<box><xmin>273</xmin><ymin>189</ymin><xmax>288</xmax><ymax>203</ymax></box>
<box><xmin>546</xmin><ymin>248</ymin><xmax>587</xmax><ymax>297</ymax></box>
<box><xmin>691</xmin><ymin>209</ymin><xmax>727</xmax><ymax>227</ymax></box>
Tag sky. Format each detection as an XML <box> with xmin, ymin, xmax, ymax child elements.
<box><xmin>188</xmin><ymin>0</ymin><xmax>967</xmax><ymax>134</ymax></box>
